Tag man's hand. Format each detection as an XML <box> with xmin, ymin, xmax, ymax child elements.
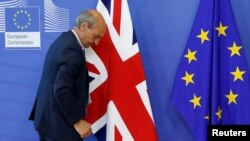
<box><xmin>73</xmin><ymin>120</ymin><xmax>92</xmax><ymax>138</ymax></box>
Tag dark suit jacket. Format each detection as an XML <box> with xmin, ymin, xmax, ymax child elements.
<box><xmin>29</xmin><ymin>30</ymin><xmax>89</xmax><ymax>141</ymax></box>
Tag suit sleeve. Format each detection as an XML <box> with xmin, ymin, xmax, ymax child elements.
<box><xmin>53</xmin><ymin>47</ymin><xmax>84</xmax><ymax>125</ymax></box>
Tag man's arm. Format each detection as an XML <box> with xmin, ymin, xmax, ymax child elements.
<box><xmin>74</xmin><ymin>120</ymin><xmax>92</xmax><ymax>138</ymax></box>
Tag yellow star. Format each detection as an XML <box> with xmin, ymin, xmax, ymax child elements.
<box><xmin>189</xmin><ymin>93</ymin><xmax>201</xmax><ymax>109</ymax></box>
<box><xmin>197</xmin><ymin>28</ymin><xmax>209</xmax><ymax>44</ymax></box>
<box><xmin>181</xmin><ymin>71</ymin><xmax>194</xmax><ymax>86</ymax></box>
<box><xmin>231</xmin><ymin>66</ymin><xmax>246</xmax><ymax>81</ymax></box>
<box><xmin>204</xmin><ymin>114</ymin><xmax>209</xmax><ymax>120</ymax></box>
<box><xmin>184</xmin><ymin>49</ymin><xmax>197</xmax><ymax>64</ymax></box>
<box><xmin>215</xmin><ymin>22</ymin><xmax>228</xmax><ymax>37</ymax></box>
<box><xmin>228</xmin><ymin>42</ymin><xmax>242</xmax><ymax>57</ymax></box>
<box><xmin>225</xmin><ymin>89</ymin><xmax>238</xmax><ymax>104</ymax></box>
<box><xmin>215</xmin><ymin>107</ymin><xmax>223</xmax><ymax>121</ymax></box>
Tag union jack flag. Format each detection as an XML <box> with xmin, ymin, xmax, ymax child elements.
<box><xmin>85</xmin><ymin>0</ymin><xmax>158</xmax><ymax>140</ymax></box>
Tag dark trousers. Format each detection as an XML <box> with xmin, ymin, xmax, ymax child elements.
<box><xmin>39</xmin><ymin>132</ymin><xmax>58</xmax><ymax>141</ymax></box>
<box><xmin>38</xmin><ymin>132</ymin><xmax>83</xmax><ymax>141</ymax></box>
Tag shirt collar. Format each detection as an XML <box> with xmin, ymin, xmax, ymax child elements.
<box><xmin>71</xmin><ymin>29</ymin><xmax>84</xmax><ymax>50</ymax></box>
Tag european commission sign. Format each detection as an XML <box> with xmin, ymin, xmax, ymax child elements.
<box><xmin>5</xmin><ymin>7</ymin><xmax>40</xmax><ymax>49</ymax></box>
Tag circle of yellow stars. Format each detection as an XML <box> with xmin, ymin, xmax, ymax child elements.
<box><xmin>181</xmin><ymin>21</ymin><xmax>247</xmax><ymax>122</ymax></box>
<box><xmin>13</xmin><ymin>9</ymin><xmax>31</xmax><ymax>30</ymax></box>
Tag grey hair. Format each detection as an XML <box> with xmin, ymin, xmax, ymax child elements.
<box><xmin>74</xmin><ymin>10</ymin><xmax>96</xmax><ymax>28</ymax></box>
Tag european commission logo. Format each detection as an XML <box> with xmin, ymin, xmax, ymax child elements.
<box><xmin>5</xmin><ymin>7</ymin><xmax>40</xmax><ymax>49</ymax></box>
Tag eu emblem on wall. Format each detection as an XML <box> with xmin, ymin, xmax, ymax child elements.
<box><xmin>5</xmin><ymin>7</ymin><xmax>40</xmax><ymax>49</ymax></box>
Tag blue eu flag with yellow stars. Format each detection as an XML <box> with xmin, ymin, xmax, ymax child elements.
<box><xmin>171</xmin><ymin>0</ymin><xmax>250</xmax><ymax>141</ymax></box>
<box><xmin>5</xmin><ymin>7</ymin><xmax>39</xmax><ymax>32</ymax></box>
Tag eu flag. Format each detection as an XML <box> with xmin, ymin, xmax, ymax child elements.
<box><xmin>5</xmin><ymin>7</ymin><xmax>40</xmax><ymax>32</ymax></box>
<box><xmin>171</xmin><ymin>0</ymin><xmax>250</xmax><ymax>141</ymax></box>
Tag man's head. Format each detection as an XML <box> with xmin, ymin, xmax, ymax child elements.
<box><xmin>74</xmin><ymin>10</ymin><xmax>106</xmax><ymax>48</ymax></box>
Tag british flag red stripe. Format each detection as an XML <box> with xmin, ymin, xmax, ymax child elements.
<box><xmin>85</xmin><ymin>0</ymin><xmax>158</xmax><ymax>140</ymax></box>
<box><xmin>113</xmin><ymin>0</ymin><xmax>121</xmax><ymax>34</ymax></box>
